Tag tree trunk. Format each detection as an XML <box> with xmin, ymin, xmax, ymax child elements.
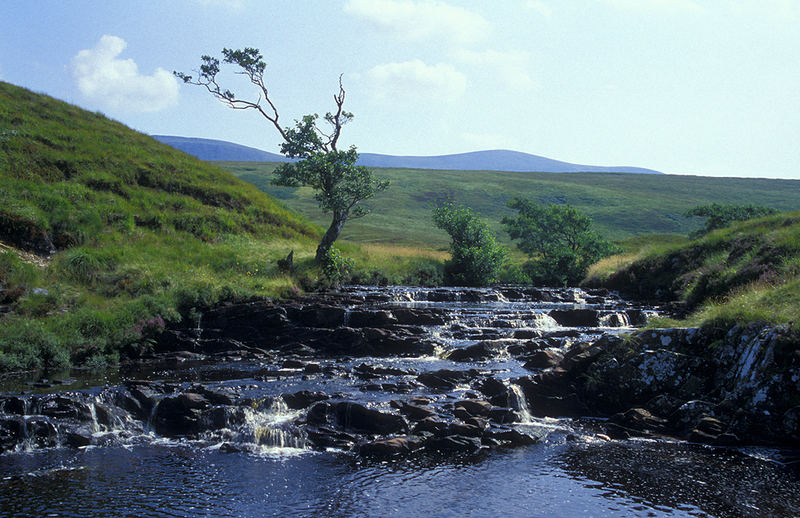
<box><xmin>315</xmin><ymin>211</ymin><xmax>347</xmax><ymax>262</ymax></box>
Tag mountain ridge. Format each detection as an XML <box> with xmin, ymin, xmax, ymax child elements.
<box><xmin>152</xmin><ymin>135</ymin><xmax>662</xmax><ymax>174</ymax></box>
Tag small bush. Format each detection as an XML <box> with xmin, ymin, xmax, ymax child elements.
<box><xmin>432</xmin><ymin>201</ymin><xmax>506</xmax><ymax>287</ymax></box>
<box><xmin>320</xmin><ymin>246</ymin><xmax>354</xmax><ymax>284</ymax></box>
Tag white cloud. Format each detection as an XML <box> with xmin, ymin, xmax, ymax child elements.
<box><xmin>454</xmin><ymin>49</ymin><xmax>535</xmax><ymax>90</ymax></box>
<box><xmin>598</xmin><ymin>0</ymin><xmax>704</xmax><ymax>14</ymax></box>
<box><xmin>344</xmin><ymin>0</ymin><xmax>490</xmax><ymax>45</ymax></box>
<box><xmin>71</xmin><ymin>35</ymin><xmax>179</xmax><ymax>113</ymax></box>
<box><xmin>526</xmin><ymin>0</ymin><xmax>553</xmax><ymax>18</ymax></box>
<box><xmin>364</xmin><ymin>60</ymin><xmax>467</xmax><ymax>101</ymax></box>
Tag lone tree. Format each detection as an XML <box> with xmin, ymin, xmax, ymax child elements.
<box><xmin>175</xmin><ymin>47</ymin><xmax>388</xmax><ymax>261</ymax></box>
<box><xmin>502</xmin><ymin>198</ymin><xmax>617</xmax><ymax>286</ymax></box>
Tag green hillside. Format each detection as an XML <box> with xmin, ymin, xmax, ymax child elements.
<box><xmin>222</xmin><ymin>161</ymin><xmax>800</xmax><ymax>248</ymax></box>
<box><xmin>585</xmin><ymin>211</ymin><xmax>800</xmax><ymax>327</ymax></box>
<box><xmin>0</xmin><ymin>81</ymin><xmax>326</xmax><ymax>372</ymax></box>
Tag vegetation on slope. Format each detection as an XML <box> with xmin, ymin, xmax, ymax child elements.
<box><xmin>221</xmin><ymin>161</ymin><xmax>800</xmax><ymax>248</ymax></box>
<box><xmin>584</xmin><ymin>211</ymin><xmax>800</xmax><ymax>327</ymax></box>
<box><xmin>0</xmin><ymin>81</ymin><xmax>332</xmax><ymax>373</ymax></box>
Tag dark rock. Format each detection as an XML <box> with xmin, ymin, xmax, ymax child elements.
<box><xmin>412</xmin><ymin>418</ymin><xmax>449</xmax><ymax>436</ymax></box>
<box><xmin>425</xmin><ymin>435</ymin><xmax>483</xmax><ymax>454</ymax></box>
<box><xmin>153</xmin><ymin>392</ymin><xmax>211</xmax><ymax>437</ymax></box>
<box><xmin>359</xmin><ymin>436</ymin><xmax>422</xmax><ymax>458</ymax></box>
<box><xmin>476</xmin><ymin>377</ymin><xmax>509</xmax><ymax>399</ymax></box>
<box><xmin>392</xmin><ymin>308</ymin><xmax>448</xmax><ymax>326</ymax></box>
<box><xmin>219</xmin><ymin>442</ymin><xmax>243</xmax><ymax>454</ymax></box>
<box><xmin>487</xmin><ymin>428</ymin><xmax>538</xmax><ymax>446</ymax></box>
<box><xmin>332</xmin><ymin>402</ymin><xmax>408</xmax><ymax>435</ymax></box>
<box><xmin>0</xmin><ymin>397</ymin><xmax>26</xmax><ymax>415</ymax></box>
<box><xmin>283</xmin><ymin>390</ymin><xmax>329</xmax><ymax>410</ymax></box>
<box><xmin>39</xmin><ymin>396</ymin><xmax>93</xmax><ymax>421</ymax></box>
<box><xmin>65</xmin><ymin>430</ymin><xmax>93</xmax><ymax>448</ymax></box>
<box><xmin>297</xmin><ymin>305</ymin><xmax>346</xmax><ymax>328</ymax></box>
<box><xmin>446</xmin><ymin>341</ymin><xmax>507</xmax><ymax>362</ymax></box>
<box><xmin>549</xmin><ymin>309</ymin><xmax>599</xmax><ymax>327</ymax></box>
<box><xmin>609</xmin><ymin>408</ymin><xmax>667</xmax><ymax>432</ymax></box>
<box><xmin>347</xmin><ymin>310</ymin><xmax>398</xmax><ymax>328</ymax></box>
<box><xmin>417</xmin><ymin>369</ymin><xmax>474</xmax><ymax>390</ymax></box>
<box><xmin>488</xmin><ymin>407</ymin><xmax>518</xmax><ymax>424</ymax></box>
<box><xmin>398</xmin><ymin>402</ymin><xmax>437</xmax><ymax>421</ymax></box>
<box><xmin>306</xmin><ymin>402</ymin><xmax>331</xmax><ymax>425</ymax></box>
<box><xmin>454</xmin><ymin>399</ymin><xmax>492</xmax><ymax>417</ymax></box>
<box><xmin>446</xmin><ymin>422</ymin><xmax>483</xmax><ymax>438</ymax></box>
<box><xmin>523</xmin><ymin>350</ymin><xmax>564</xmax><ymax>370</ymax></box>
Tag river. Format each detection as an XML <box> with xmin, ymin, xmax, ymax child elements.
<box><xmin>1</xmin><ymin>286</ymin><xmax>798</xmax><ymax>517</ymax></box>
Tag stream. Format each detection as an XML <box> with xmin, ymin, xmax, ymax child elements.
<box><xmin>1</xmin><ymin>286</ymin><xmax>798</xmax><ymax>517</ymax></box>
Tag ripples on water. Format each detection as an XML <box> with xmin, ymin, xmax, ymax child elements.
<box><xmin>2</xmin><ymin>287</ymin><xmax>799</xmax><ymax>517</ymax></box>
<box><xmin>1</xmin><ymin>440</ymin><xmax>799</xmax><ymax>517</ymax></box>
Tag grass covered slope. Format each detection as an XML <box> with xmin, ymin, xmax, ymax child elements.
<box><xmin>0</xmin><ymin>81</ymin><xmax>324</xmax><ymax>372</ymax></box>
<box><xmin>221</xmin><ymin>162</ymin><xmax>800</xmax><ymax>248</ymax></box>
<box><xmin>585</xmin><ymin>211</ymin><xmax>800</xmax><ymax>327</ymax></box>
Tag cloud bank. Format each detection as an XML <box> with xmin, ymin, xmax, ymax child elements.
<box><xmin>365</xmin><ymin>60</ymin><xmax>467</xmax><ymax>101</ymax></box>
<box><xmin>344</xmin><ymin>0</ymin><xmax>490</xmax><ymax>45</ymax></box>
<box><xmin>72</xmin><ymin>35</ymin><xmax>179</xmax><ymax>113</ymax></box>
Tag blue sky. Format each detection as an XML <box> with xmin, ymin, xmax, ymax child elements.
<box><xmin>2</xmin><ymin>0</ymin><xmax>799</xmax><ymax>178</ymax></box>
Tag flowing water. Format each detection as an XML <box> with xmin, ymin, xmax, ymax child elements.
<box><xmin>1</xmin><ymin>286</ymin><xmax>798</xmax><ymax>517</ymax></box>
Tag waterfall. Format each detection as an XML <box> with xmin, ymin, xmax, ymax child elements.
<box><xmin>599</xmin><ymin>312</ymin><xmax>630</xmax><ymax>328</ymax></box>
<box><xmin>508</xmin><ymin>383</ymin><xmax>534</xmax><ymax>424</ymax></box>
<box><xmin>245</xmin><ymin>398</ymin><xmax>307</xmax><ymax>451</ymax></box>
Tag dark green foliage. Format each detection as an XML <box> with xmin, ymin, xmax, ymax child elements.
<box><xmin>502</xmin><ymin>198</ymin><xmax>617</xmax><ymax>286</ymax></box>
<box><xmin>685</xmin><ymin>203</ymin><xmax>779</xmax><ymax>238</ymax></box>
<box><xmin>432</xmin><ymin>201</ymin><xmax>506</xmax><ymax>286</ymax></box>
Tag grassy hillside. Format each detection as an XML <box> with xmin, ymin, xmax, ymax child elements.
<box><xmin>222</xmin><ymin>161</ymin><xmax>800</xmax><ymax>248</ymax></box>
<box><xmin>585</xmin><ymin>211</ymin><xmax>800</xmax><ymax>327</ymax></box>
<box><xmin>0</xmin><ymin>82</ymin><xmax>332</xmax><ymax>373</ymax></box>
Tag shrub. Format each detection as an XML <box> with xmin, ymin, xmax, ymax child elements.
<box><xmin>320</xmin><ymin>246</ymin><xmax>354</xmax><ymax>284</ymax></box>
<box><xmin>432</xmin><ymin>201</ymin><xmax>506</xmax><ymax>286</ymax></box>
<box><xmin>502</xmin><ymin>198</ymin><xmax>617</xmax><ymax>286</ymax></box>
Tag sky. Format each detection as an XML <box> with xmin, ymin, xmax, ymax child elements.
<box><xmin>2</xmin><ymin>0</ymin><xmax>799</xmax><ymax>179</ymax></box>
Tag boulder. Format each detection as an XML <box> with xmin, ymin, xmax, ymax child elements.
<box><xmin>523</xmin><ymin>350</ymin><xmax>564</xmax><ymax>370</ymax></box>
<box><xmin>332</xmin><ymin>402</ymin><xmax>408</xmax><ymax>435</ymax></box>
<box><xmin>359</xmin><ymin>436</ymin><xmax>422</xmax><ymax>458</ymax></box>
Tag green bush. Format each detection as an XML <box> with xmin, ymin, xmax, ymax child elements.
<box><xmin>432</xmin><ymin>201</ymin><xmax>506</xmax><ymax>286</ymax></box>
<box><xmin>502</xmin><ymin>198</ymin><xmax>618</xmax><ymax>286</ymax></box>
<box><xmin>320</xmin><ymin>246</ymin><xmax>354</xmax><ymax>284</ymax></box>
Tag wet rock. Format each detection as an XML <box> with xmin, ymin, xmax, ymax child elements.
<box><xmin>523</xmin><ymin>350</ymin><xmax>564</xmax><ymax>370</ymax></box>
<box><xmin>283</xmin><ymin>390</ymin><xmax>329</xmax><ymax>410</ymax></box>
<box><xmin>347</xmin><ymin>310</ymin><xmax>397</xmax><ymax>328</ymax></box>
<box><xmin>391</xmin><ymin>308</ymin><xmax>448</xmax><ymax>326</ymax></box>
<box><xmin>153</xmin><ymin>392</ymin><xmax>211</xmax><ymax>437</ymax></box>
<box><xmin>65</xmin><ymin>430</ymin><xmax>93</xmax><ymax>448</ymax></box>
<box><xmin>332</xmin><ymin>402</ymin><xmax>408</xmax><ymax>435</ymax></box>
<box><xmin>412</xmin><ymin>418</ymin><xmax>449</xmax><ymax>436</ymax></box>
<box><xmin>488</xmin><ymin>407</ymin><xmax>518</xmax><ymax>424</ymax></box>
<box><xmin>454</xmin><ymin>399</ymin><xmax>493</xmax><ymax>417</ymax></box>
<box><xmin>27</xmin><ymin>417</ymin><xmax>59</xmax><ymax>448</ymax></box>
<box><xmin>359</xmin><ymin>436</ymin><xmax>422</xmax><ymax>458</ymax></box>
<box><xmin>548</xmin><ymin>309</ymin><xmax>599</xmax><ymax>327</ymax></box>
<box><xmin>609</xmin><ymin>408</ymin><xmax>667</xmax><ymax>433</ymax></box>
<box><xmin>38</xmin><ymin>396</ymin><xmax>93</xmax><ymax>422</ymax></box>
<box><xmin>446</xmin><ymin>422</ymin><xmax>483</xmax><ymax>438</ymax></box>
<box><xmin>306</xmin><ymin>426</ymin><xmax>358</xmax><ymax>449</ymax></box>
<box><xmin>486</xmin><ymin>428</ymin><xmax>538</xmax><ymax>447</ymax></box>
<box><xmin>476</xmin><ymin>377</ymin><xmax>509</xmax><ymax>399</ymax></box>
<box><xmin>0</xmin><ymin>397</ymin><xmax>26</xmax><ymax>415</ymax></box>
<box><xmin>0</xmin><ymin>417</ymin><xmax>26</xmax><ymax>452</ymax></box>
<box><xmin>669</xmin><ymin>400</ymin><xmax>715</xmax><ymax>435</ymax></box>
<box><xmin>446</xmin><ymin>341</ymin><xmax>508</xmax><ymax>362</ymax></box>
<box><xmin>424</xmin><ymin>435</ymin><xmax>483</xmax><ymax>454</ymax></box>
<box><xmin>417</xmin><ymin>369</ymin><xmax>475</xmax><ymax>390</ymax></box>
<box><xmin>296</xmin><ymin>305</ymin><xmax>346</xmax><ymax>328</ymax></box>
<box><xmin>397</xmin><ymin>402</ymin><xmax>437</xmax><ymax>421</ymax></box>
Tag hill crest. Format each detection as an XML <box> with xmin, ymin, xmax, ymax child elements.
<box><xmin>151</xmin><ymin>135</ymin><xmax>662</xmax><ymax>174</ymax></box>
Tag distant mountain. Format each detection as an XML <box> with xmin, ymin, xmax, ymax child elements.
<box><xmin>152</xmin><ymin>135</ymin><xmax>662</xmax><ymax>174</ymax></box>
